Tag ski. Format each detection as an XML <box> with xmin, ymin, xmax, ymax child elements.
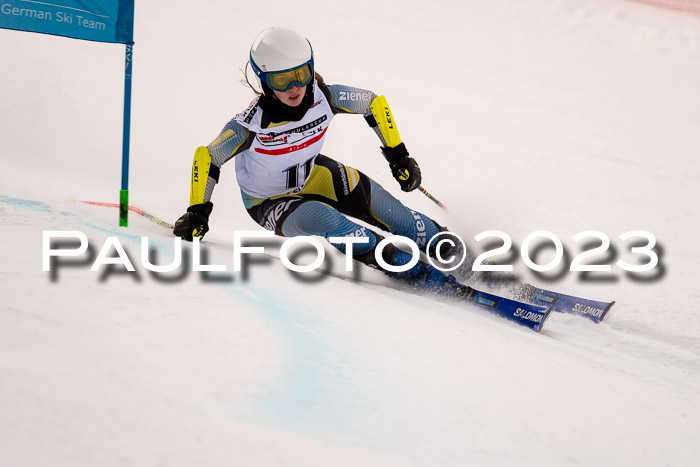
<box><xmin>457</xmin><ymin>268</ymin><xmax>615</xmax><ymax>324</ymax></box>
<box><xmin>79</xmin><ymin>200</ymin><xmax>175</xmax><ymax>230</ymax></box>
<box><xmin>453</xmin><ymin>258</ymin><xmax>617</xmax><ymax>325</ymax></box>
<box><xmin>518</xmin><ymin>284</ymin><xmax>615</xmax><ymax>323</ymax></box>
<box><xmin>468</xmin><ymin>289</ymin><xmax>552</xmax><ymax>333</ymax></box>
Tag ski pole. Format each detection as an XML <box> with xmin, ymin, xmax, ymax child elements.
<box><xmin>80</xmin><ymin>200</ymin><xmax>175</xmax><ymax>230</ymax></box>
<box><xmin>418</xmin><ymin>186</ymin><xmax>448</xmax><ymax>211</ymax></box>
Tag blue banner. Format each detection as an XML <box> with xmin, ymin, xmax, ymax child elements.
<box><xmin>0</xmin><ymin>0</ymin><xmax>134</xmax><ymax>43</ymax></box>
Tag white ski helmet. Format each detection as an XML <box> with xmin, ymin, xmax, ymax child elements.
<box><xmin>249</xmin><ymin>27</ymin><xmax>314</xmax><ymax>94</ymax></box>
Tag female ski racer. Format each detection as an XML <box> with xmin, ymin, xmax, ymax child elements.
<box><xmin>173</xmin><ymin>26</ymin><xmax>468</xmax><ymax>295</ymax></box>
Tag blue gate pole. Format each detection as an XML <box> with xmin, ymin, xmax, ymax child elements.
<box><xmin>119</xmin><ymin>42</ymin><xmax>134</xmax><ymax>226</ymax></box>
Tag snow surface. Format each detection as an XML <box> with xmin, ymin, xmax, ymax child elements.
<box><xmin>1</xmin><ymin>0</ymin><xmax>700</xmax><ymax>465</ymax></box>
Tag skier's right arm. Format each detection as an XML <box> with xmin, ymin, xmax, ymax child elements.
<box><xmin>173</xmin><ymin>119</ymin><xmax>253</xmax><ymax>241</ymax></box>
<box><xmin>326</xmin><ymin>84</ymin><xmax>421</xmax><ymax>192</ymax></box>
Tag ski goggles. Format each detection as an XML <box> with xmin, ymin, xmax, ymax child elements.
<box><xmin>264</xmin><ymin>63</ymin><xmax>313</xmax><ymax>92</ymax></box>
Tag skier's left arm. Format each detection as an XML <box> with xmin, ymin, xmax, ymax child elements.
<box><xmin>326</xmin><ymin>84</ymin><xmax>421</xmax><ymax>192</ymax></box>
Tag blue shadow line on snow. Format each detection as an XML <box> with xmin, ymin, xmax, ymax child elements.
<box><xmin>231</xmin><ymin>289</ymin><xmax>353</xmax><ymax>433</ymax></box>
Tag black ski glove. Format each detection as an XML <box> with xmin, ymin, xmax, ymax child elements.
<box><xmin>173</xmin><ymin>201</ymin><xmax>213</xmax><ymax>241</ymax></box>
<box><xmin>381</xmin><ymin>143</ymin><xmax>422</xmax><ymax>192</ymax></box>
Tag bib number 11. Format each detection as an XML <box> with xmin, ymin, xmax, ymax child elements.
<box><xmin>283</xmin><ymin>157</ymin><xmax>315</xmax><ymax>190</ymax></box>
